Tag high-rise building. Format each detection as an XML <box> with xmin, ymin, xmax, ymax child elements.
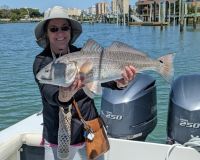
<box><xmin>96</xmin><ymin>2</ymin><xmax>109</xmax><ymax>15</ymax></box>
<box><xmin>111</xmin><ymin>0</ymin><xmax>129</xmax><ymax>14</ymax></box>
<box><xmin>111</xmin><ymin>0</ymin><xmax>118</xmax><ymax>14</ymax></box>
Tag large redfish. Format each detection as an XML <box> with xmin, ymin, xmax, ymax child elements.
<box><xmin>36</xmin><ymin>39</ymin><xmax>175</xmax><ymax>96</ymax></box>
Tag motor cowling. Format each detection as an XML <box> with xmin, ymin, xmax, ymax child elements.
<box><xmin>100</xmin><ymin>73</ymin><xmax>157</xmax><ymax>141</ymax></box>
<box><xmin>167</xmin><ymin>74</ymin><xmax>200</xmax><ymax>144</ymax></box>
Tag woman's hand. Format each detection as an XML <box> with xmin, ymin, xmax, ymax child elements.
<box><xmin>58</xmin><ymin>75</ymin><xmax>84</xmax><ymax>102</ymax></box>
<box><xmin>115</xmin><ymin>66</ymin><xmax>136</xmax><ymax>88</ymax></box>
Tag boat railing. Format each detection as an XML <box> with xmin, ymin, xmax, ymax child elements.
<box><xmin>0</xmin><ymin>133</ymin><xmax>41</xmax><ymax>160</ymax></box>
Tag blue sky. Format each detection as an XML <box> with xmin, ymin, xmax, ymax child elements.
<box><xmin>0</xmin><ymin>0</ymin><xmax>136</xmax><ymax>12</ymax></box>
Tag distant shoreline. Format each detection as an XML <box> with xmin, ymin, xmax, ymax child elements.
<box><xmin>0</xmin><ymin>21</ymin><xmax>38</xmax><ymax>24</ymax></box>
<box><xmin>0</xmin><ymin>18</ymin><xmax>41</xmax><ymax>24</ymax></box>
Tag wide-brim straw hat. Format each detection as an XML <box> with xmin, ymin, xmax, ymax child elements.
<box><xmin>34</xmin><ymin>6</ymin><xmax>82</xmax><ymax>48</ymax></box>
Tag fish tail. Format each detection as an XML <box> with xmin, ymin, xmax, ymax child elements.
<box><xmin>157</xmin><ymin>53</ymin><xmax>175</xmax><ymax>83</ymax></box>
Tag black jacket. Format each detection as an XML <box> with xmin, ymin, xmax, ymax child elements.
<box><xmin>33</xmin><ymin>45</ymin><xmax>119</xmax><ymax>145</ymax></box>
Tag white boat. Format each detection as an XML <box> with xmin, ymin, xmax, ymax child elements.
<box><xmin>1</xmin><ymin>74</ymin><xmax>200</xmax><ymax>160</ymax></box>
<box><xmin>0</xmin><ymin>112</ymin><xmax>200</xmax><ymax>160</ymax></box>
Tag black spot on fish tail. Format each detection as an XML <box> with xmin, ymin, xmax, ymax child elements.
<box><xmin>159</xmin><ymin>60</ymin><xmax>164</xmax><ymax>63</ymax></box>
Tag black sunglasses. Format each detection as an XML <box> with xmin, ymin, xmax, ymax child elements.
<box><xmin>48</xmin><ymin>26</ymin><xmax>70</xmax><ymax>33</ymax></box>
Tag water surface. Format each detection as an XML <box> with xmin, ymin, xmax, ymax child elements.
<box><xmin>0</xmin><ymin>23</ymin><xmax>200</xmax><ymax>144</ymax></box>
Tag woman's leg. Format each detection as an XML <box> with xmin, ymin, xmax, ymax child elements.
<box><xmin>44</xmin><ymin>145</ymin><xmax>58</xmax><ymax>160</ymax></box>
<box><xmin>72</xmin><ymin>144</ymin><xmax>86</xmax><ymax>159</ymax></box>
<box><xmin>44</xmin><ymin>140</ymin><xmax>85</xmax><ymax>160</ymax></box>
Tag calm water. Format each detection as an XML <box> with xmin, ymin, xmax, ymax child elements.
<box><xmin>0</xmin><ymin>23</ymin><xmax>200</xmax><ymax>144</ymax></box>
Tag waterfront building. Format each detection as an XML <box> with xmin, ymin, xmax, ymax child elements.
<box><xmin>136</xmin><ymin>0</ymin><xmax>200</xmax><ymax>24</ymax></box>
<box><xmin>81</xmin><ymin>6</ymin><xmax>96</xmax><ymax>23</ymax></box>
<box><xmin>66</xmin><ymin>8</ymin><xmax>81</xmax><ymax>17</ymax></box>
<box><xmin>111</xmin><ymin>0</ymin><xmax>129</xmax><ymax>14</ymax></box>
<box><xmin>111</xmin><ymin>0</ymin><xmax>130</xmax><ymax>24</ymax></box>
<box><xmin>88</xmin><ymin>5</ymin><xmax>96</xmax><ymax>15</ymax></box>
<box><xmin>136</xmin><ymin>0</ymin><xmax>175</xmax><ymax>22</ymax></box>
<box><xmin>95</xmin><ymin>2</ymin><xmax>109</xmax><ymax>22</ymax></box>
<box><xmin>119</xmin><ymin>0</ymin><xmax>129</xmax><ymax>14</ymax></box>
<box><xmin>65</xmin><ymin>8</ymin><xmax>81</xmax><ymax>22</ymax></box>
<box><xmin>111</xmin><ymin>0</ymin><xmax>118</xmax><ymax>14</ymax></box>
<box><xmin>96</xmin><ymin>2</ymin><xmax>109</xmax><ymax>15</ymax></box>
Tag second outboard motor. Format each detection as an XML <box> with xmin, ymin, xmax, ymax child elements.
<box><xmin>100</xmin><ymin>73</ymin><xmax>157</xmax><ymax>141</ymax></box>
<box><xmin>167</xmin><ymin>74</ymin><xmax>200</xmax><ymax>144</ymax></box>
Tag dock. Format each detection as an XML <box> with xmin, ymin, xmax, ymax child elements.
<box><xmin>128</xmin><ymin>22</ymin><xmax>169</xmax><ymax>26</ymax></box>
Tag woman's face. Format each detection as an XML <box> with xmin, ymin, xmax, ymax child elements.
<box><xmin>47</xmin><ymin>18</ymin><xmax>71</xmax><ymax>54</ymax></box>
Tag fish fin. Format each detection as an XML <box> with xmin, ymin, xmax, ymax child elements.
<box><xmin>79</xmin><ymin>61</ymin><xmax>94</xmax><ymax>84</ymax></box>
<box><xmin>157</xmin><ymin>53</ymin><xmax>176</xmax><ymax>83</ymax></box>
<box><xmin>79</xmin><ymin>61</ymin><xmax>93</xmax><ymax>74</ymax></box>
<box><xmin>106</xmin><ymin>41</ymin><xmax>148</xmax><ymax>57</ymax></box>
<box><xmin>83</xmin><ymin>87</ymin><xmax>95</xmax><ymax>99</ymax></box>
<box><xmin>83</xmin><ymin>81</ymin><xmax>102</xmax><ymax>98</ymax></box>
<box><xmin>81</xmin><ymin>39</ymin><xmax>103</xmax><ymax>54</ymax></box>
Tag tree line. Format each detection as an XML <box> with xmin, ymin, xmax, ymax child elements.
<box><xmin>0</xmin><ymin>6</ymin><xmax>43</xmax><ymax>21</ymax></box>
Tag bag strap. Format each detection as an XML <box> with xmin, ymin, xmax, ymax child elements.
<box><xmin>72</xmin><ymin>99</ymin><xmax>92</xmax><ymax>131</ymax></box>
<box><xmin>72</xmin><ymin>99</ymin><xmax>84</xmax><ymax>120</ymax></box>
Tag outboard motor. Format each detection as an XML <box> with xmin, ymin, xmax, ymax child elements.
<box><xmin>100</xmin><ymin>73</ymin><xmax>157</xmax><ymax>141</ymax></box>
<box><xmin>167</xmin><ymin>74</ymin><xmax>200</xmax><ymax>144</ymax></box>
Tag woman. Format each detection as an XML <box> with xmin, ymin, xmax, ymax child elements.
<box><xmin>33</xmin><ymin>6</ymin><xmax>136</xmax><ymax>160</ymax></box>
